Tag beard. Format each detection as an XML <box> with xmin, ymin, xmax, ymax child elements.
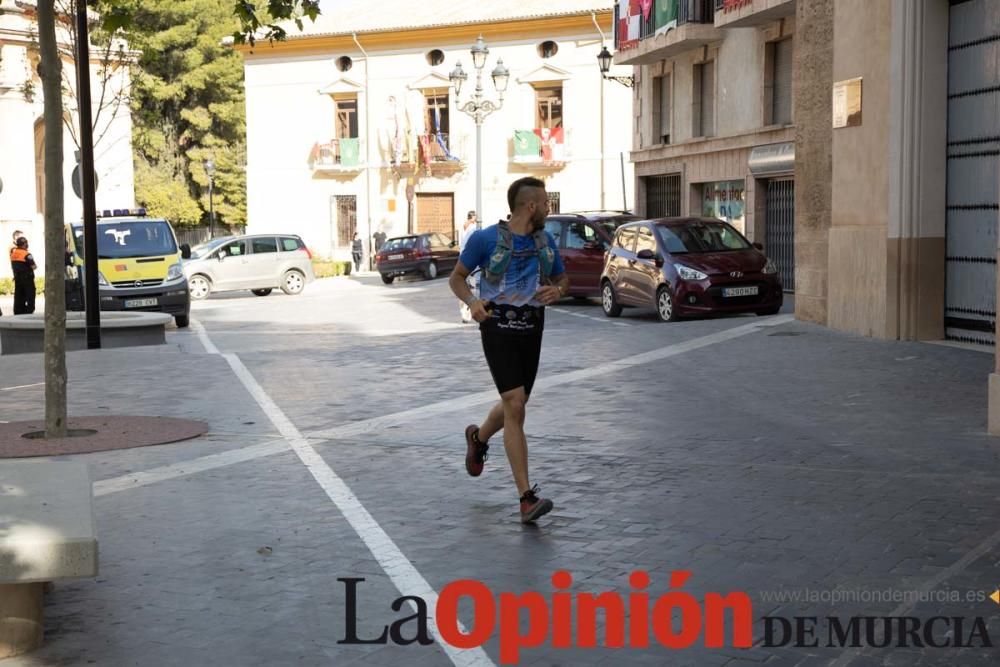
<box><xmin>530</xmin><ymin>209</ymin><xmax>546</xmax><ymax>231</ymax></box>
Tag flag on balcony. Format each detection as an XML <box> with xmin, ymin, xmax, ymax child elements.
<box><xmin>616</xmin><ymin>0</ymin><xmax>642</xmax><ymax>49</ymax></box>
<box><xmin>534</xmin><ymin>127</ymin><xmax>565</xmax><ymax>162</ymax></box>
<box><xmin>340</xmin><ymin>138</ymin><xmax>360</xmax><ymax>166</ymax></box>
<box><xmin>655</xmin><ymin>0</ymin><xmax>678</xmax><ymax>34</ymax></box>
<box><xmin>514</xmin><ymin>130</ymin><xmax>542</xmax><ymax>158</ymax></box>
<box><xmin>640</xmin><ymin>0</ymin><xmax>653</xmax><ymax>19</ymax></box>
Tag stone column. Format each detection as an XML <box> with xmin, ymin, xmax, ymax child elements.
<box><xmin>0</xmin><ymin>583</ymin><xmax>43</xmax><ymax>659</ymax></box>
<box><xmin>792</xmin><ymin>0</ymin><xmax>833</xmax><ymax>324</ymax></box>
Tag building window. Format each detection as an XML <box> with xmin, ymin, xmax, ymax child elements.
<box><xmin>644</xmin><ymin>174</ymin><xmax>681</xmax><ymax>218</ymax></box>
<box><xmin>426</xmin><ymin>49</ymin><xmax>445</xmax><ymax>66</ymax></box>
<box><xmin>692</xmin><ymin>61</ymin><xmax>715</xmax><ymax>138</ymax></box>
<box><xmin>547</xmin><ymin>191</ymin><xmax>561</xmax><ymax>214</ymax></box>
<box><xmin>652</xmin><ymin>73</ymin><xmax>671</xmax><ymax>145</ymax></box>
<box><xmin>424</xmin><ymin>91</ymin><xmax>449</xmax><ymax>135</ymax></box>
<box><xmin>535</xmin><ymin>85</ymin><xmax>563</xmax><ymax>129</ymax></box>
<box><xmin>335</xmin><ymin>97</ymin><xmax>359</xmax><ymax>139</ymax></box>
<box><xmin>336</xmin><ymin>56</ymin><xmax>352</xmax><ymax>72</ymax></box>
<box><xmin>335</xmin><ymin>195</ymin><xmax>357</xmax><ymax>247</ymax></box>
<box><xmin>537</xmin><ymin>41</ymin><xmax>559</xmax><ymax>58</ymax></box>
<box><xmin>767</xmin><ymin>38</ymin><xmax>793</xmax><ymax>125</ymax></box>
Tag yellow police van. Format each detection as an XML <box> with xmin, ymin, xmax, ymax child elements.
<box><xmin>66</xmin><ymin>208</ymin><xmax>192</xmax><ymax>327</ymax></box>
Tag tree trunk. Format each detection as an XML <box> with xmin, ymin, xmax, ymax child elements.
<box><xmin>37</xmin><ymin>0</ymin><xmax>68</xmax><ymax>439</ymax></box>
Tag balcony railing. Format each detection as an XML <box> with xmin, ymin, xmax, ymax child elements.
<box><xmin>419</xmin><ymin>132</ymin><xmax>460</xmax><ymax>164</ymax></box>
<box><xmin>511</xmin><ymin>128</ymin><xmax>567</xmax><ymax>167</ymax></box>
<box><xmin>616</xmin><ymin>0</ymin><xmax>716</xmax><ymax>50</ymax></box>
<box><xmin>310</xmin><ymin>138</ymin><xmax>363</xmax><ymax>170</ymax></box>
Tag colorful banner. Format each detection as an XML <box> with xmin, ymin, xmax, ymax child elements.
<box><xmin>514</xmin><ymin>130</ymin><xmax>542</xmax><ymax>157</ymax></box>
<box><xmin>616</xmin><ymin>0</ymin><xmax>642</xmax><ymax>50</ymax></box>
<box><xmin>655</xmin><ymin>0</ymin><xmax>678</xmax><ymax>34</ymax></box>
<box><xmin>534</xmin><ymin>127</ymin><xmax>565</xmax><ymax>162</ymax></box>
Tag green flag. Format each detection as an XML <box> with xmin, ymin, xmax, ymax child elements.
<box><xmin>339</xmin><ymin>138</ymin><xmax>360</xmax><ymax>166</ymax></box>
<box><xmin>655</xmin><ymin>0</ymin><xmax>677</xmax><ymax>34</ymax></box>
<box><xmin>514</xmin><ymin>130</ymin><xmax>542</xmax><ymax>158</ymax></box>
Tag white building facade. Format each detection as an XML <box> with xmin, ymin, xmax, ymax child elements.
<box><xmin>239</xmin><ymin>0</ymin><xmax>634</xmax><ymax>264</ymax></box>
<box><xmin>0</xmin><ymin>0</ymin><xmax>135</xmax><ymax>278</ymax></box>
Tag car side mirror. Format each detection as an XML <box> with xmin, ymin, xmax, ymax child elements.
<box><xmin>180</xmin><ymin>243</ymin><xmax>191</xmax><ymax>260</ymax></box>
<box><xmin>753</xmin><ymin>242</ymin><xmax>764</xmax><ymax>251</ymax></box>
<box><xmin>217</xmin><ymin>252</ymin><xmax>226</xmax><ymax>261</ymax></box>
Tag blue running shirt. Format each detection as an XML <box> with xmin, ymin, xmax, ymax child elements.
<box><xmin>459</xmin><ymin>224</ymin><xmax>564</xmax><ymax>307</ymax></box>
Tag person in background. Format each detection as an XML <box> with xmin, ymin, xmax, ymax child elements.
<box><xmin>10</xmin><ymin>236</ymin><xmax>37</xmax><ymax>315</ymax></box>
<box><xmin>373</xmin><ymin>228</ymin><xmax>387</xmax><ymax>253</ymax></box>
<box><xmin>458</xmin><ymin>210</ymin><xmax>478</xmax><ymax>323</ymax></box>
<box><xmin>351</xmin><ymin>232</ymin><xmax>364</xmax><ymax>273</ymax></box>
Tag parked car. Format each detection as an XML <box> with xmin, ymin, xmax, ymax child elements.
<box><xmin>375</xmin><ymin>233</ymin><xmax>459</xmax><ymax>284</ymax></box>
<box><xmin>600</xmin><ymin>218</ymin><xmax>783</xmax><ymax>322</ymax></box>
<box><xmin>543</xmin><ymin>211</ymin><xmax>641</xmax><ymax>297</ymax></box>
<box><xmin>183</xmin><ymin>234</ymin><xmax>315</xmax><ymax>300</ymax></box>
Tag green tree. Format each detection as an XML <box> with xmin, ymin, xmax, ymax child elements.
<box><xmin>128</xmin><ymin>0</ymin><xmax>249</xmax><ymax>228</ymax></box>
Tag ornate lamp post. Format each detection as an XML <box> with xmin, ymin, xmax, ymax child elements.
<box><xmin>204</xmin><ymin>159</ymin><xmax>216</xmax><ymax>238</ymax></box>
<box><xmin>449</xmin><ymin>36</ymin><xmax>509</xmax><ymax>226</ymax></box>
<box><xmin>597</xmin><ymin>45</ymin><xmax>634</xmax><ymax>87</ymax></box>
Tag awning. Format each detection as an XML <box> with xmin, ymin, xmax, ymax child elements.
<box><xmin>748</xmin><ymin>142</ymin><xmax>794</xmax><ymax>176</ymax></box>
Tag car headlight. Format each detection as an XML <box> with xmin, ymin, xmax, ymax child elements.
<box><xmin>167</xmin><ymin>263</ymin><xmax>184</xmax><ymax>281</ymax></box>
<box><xmin>97</xmin><ymin>271</ymin><xmax>109</xmax><ymax>286</ymax></box>
<box><xmin>674</xmin><ymin>264</ymin><xmax>708</xmax><ymax>281</ymax></box>
<box><xmin>762</xmin><ymin>259</ymin><xmax>778</xmax><ymax>274</ymax></box>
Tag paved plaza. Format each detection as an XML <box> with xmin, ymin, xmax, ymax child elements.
<box><xmin>0</xmin><ymin>276</ymin><xmax>997</xmax><ymax>666</ymax></box>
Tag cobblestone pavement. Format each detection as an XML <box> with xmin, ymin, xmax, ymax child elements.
<box><xmin>0</xmin><ymin>276</ymin><xmax>997</xmax><ymax>666</ymax></box>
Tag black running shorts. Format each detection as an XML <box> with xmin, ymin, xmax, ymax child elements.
<box><xmin>479</xmin><ymin>304</ymin><xmax>545</xmax><ymax>396</ymax></box>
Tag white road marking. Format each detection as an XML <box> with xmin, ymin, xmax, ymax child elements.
<box><xmin>549</xmin><ymin>306</ymin><xmax>631</xmax><ymax>327</ymax></box>
<box><xmin>193</xmin><ymin>323</ymin><xmax>495</xmax><ymax>667</ymax></box>
<box><xmin>0</xmin><ymin>382</ymin><xmax>45</xmax><ymax>392</ymax></box>
<box><xmin>95</xmin><ymin>439</ymin><xmax>290</xmax><ymax>496</ymax></box>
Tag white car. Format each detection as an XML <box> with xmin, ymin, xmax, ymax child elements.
<box><xmin>183</xmin><ymin>234</ymin><xmax>316</xmax><ymax>300</ymax></box>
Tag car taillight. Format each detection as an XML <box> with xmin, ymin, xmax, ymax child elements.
<box><xmin>414</xmin><ymin>249</ymin><xmax>429</xmax><ymax>258</ymax></box>
<box><xmin>302</xmin><ymin>246</ymin><xmax>313</xmax><ymax>259</ymax></box>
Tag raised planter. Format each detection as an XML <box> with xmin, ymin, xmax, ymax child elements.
<box><xmin>0</xmin><ymin>311</ymin><xmax>172</xmax><ymax>356</ymax></box>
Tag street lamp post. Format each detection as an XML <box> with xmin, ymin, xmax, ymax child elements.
<box><xmin>449</xmin><ymin>36</ymin><xmax>509</xmax><ymax>227</ymax></box>
<box><xmin>204</xmin><ymin>159</ymin><xmax>216</xmax><ymax>239</ymax></box>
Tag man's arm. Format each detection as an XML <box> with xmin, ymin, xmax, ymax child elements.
<box><xmin>535</xmin><ymin>272</ymin><xmax>569</xmax><ymax>305</ymax></box>
<box><xmin>449</xmin><ymin>261</ymin><xmax>489</xmax><ymax>322</ymax></box>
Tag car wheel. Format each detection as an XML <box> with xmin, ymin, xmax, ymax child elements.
<box><xmin>251</xmin><ymin>288</ymin><xmax>272</xmax><ymax>297</ymax></box>
<box><xmin>188</xmin><ymin>275</ymin><xmax>211</xmax><ymax>300</ymax></box>
<box><xmin>601</xmin><ymin>281</ymin><xmax>622</xmax><ymax>317</ymax></box>
<box><xmin>380</xmin><ymin>273</ymin><xmax>394</xmax><ymax>285</ymax></box>
<box><xmin>281</xmin><ymin>270</ymin><xmax>306</xmax><ymax>295</ymax></box>
<box><xmin>756</xmin><ymin>307</ymin><xmax>781</xmax><ymax>316</ymax></box>
<box><xmin>174</xmin><ymin>314</ymin><xmax>190</xmax><ymax>328</ymax></box>
<box><xmin>656</xmin><ymin>286</ymin><xmax>678</xmax><ymax>322</ymax></box>
<box><xmin>424</xmin><ymin>261</ymin><xmax>438</xmax><ymax>280</ymax></box>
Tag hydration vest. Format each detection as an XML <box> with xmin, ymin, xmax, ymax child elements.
<box><xmin>482</xmin><ymin>220</ymin><xmax>555</xmax><ymax>286</ymax></box>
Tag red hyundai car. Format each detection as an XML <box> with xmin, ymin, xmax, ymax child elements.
<box><xmin>600</xmin><ymin>218</ymin><xmax>783</xmax><ymax>321</ymax></box>
<box><xmin>542</xmin><ymin>211</ymin><xmax>641</xmax><ymax>297</ymax></box>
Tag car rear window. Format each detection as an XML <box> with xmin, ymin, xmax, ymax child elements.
<box><xmin>382</xmin><ymin>237</ymin><xmax>418</xmax><ymax>251</ymax></box>
<box><xmin>280</xmin><ymin>237</ymin><xmax>303</xmax><ymax>252</ymax></box>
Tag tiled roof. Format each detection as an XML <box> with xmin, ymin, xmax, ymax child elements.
<box><xmin>286</xmin><ymin>0</ymin><xmax>613</xmax><ymax>38</ymax></box>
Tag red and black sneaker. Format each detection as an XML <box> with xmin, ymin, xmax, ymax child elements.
<box><xmin>519</xmin><ymin>485</ymin><xmax>554</xmax><ymax>524</ymax></box>
<box><xmin>464</xmin><ymin>425</ymin><xmax>489</xmax><ymax>477</ymax></box>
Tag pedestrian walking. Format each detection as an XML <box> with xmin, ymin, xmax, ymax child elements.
<box><xmin>351</xmin><ymin>232</ymin><xmax>364</xmax><ymax>273</ymax></box>
<box><xmin>448</xmin><ymin>177</ymin><xmax>569</xmax><ymax>524</ymax></box>
<box><xmin>458</xmin><ymin>210</ymin><xmax>479</xmax><ymax>323</ymax></box>
<box><xmin>10</xmin><ymin>236</ymin><xmax>37</xmax><ymax>315</ymax></box>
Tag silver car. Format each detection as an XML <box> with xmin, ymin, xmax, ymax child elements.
<box><xmin>183</xmin><ymin>234</ymin><xmax>316</xmax><ymax>300</ymax></box>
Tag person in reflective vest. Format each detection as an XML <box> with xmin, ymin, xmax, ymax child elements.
<box><xmin>10</xmin><ymin>236</ymin><xmax>37</xmax><ymax>315</ymax></box>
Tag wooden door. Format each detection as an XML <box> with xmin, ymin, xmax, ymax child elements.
<box><xmin>416</xmin><ymin>193</ymin><xmax>455</xmax><ymax>241</ymax></box>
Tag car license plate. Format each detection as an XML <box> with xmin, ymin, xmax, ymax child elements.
<box><xmin>388</xmin><ymin>254</ymin><xmax>404</xmax><ymax>260</ymax></box>
<box><xmin>124</xmin><ymin>297</ymin><xmax>158</xmax><ymax>308</ymax></box>
<box><xmin>723</xmin><ymin>286</ymin><xmax>758</xmax><ymax>298</ymax></box>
